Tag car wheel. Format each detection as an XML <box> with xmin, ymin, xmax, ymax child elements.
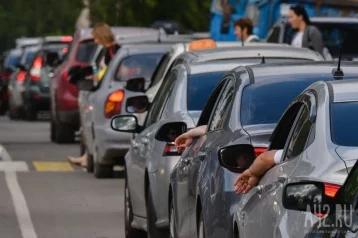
<box><xmin>198</xmin><ymin>211</ymin><xmax>206</xmax><ymax>238</ymax></box>
<box><xmin>146</xmin><ymin>184</ymin><xmax>169</xmax><ymax>238</ymax></box>
<box><xmin>169</xmin><ymin>196</ymin><xmax>177</xmax><ymax>238</ymax></box>
<box><xmin>55</xmin><ymin>121</ymin><xmax>75</xmax><ymax>144</ymax></box>
<box><xmin>94</xmin><ymin>163</ymin><xmax>113</xmax><ymax>178</ymax></box>
<box><xmin>125</xmin><ymin>171</ymin><xmax>146</xmax><ymax>238</ymax></box>
<box><xmin>50</xmin><ymin>119</ymin><xmax>56</xmax><ymax>142</ymax></box>
<box><xmin>24</xmin><ymin>103</ymin><xmax>37</xmax><ymax>121</ymax></box>
<box><xmin>86</xmin><ymin>151</ymin><xmax>94</xmax><ymax>173</ymax></box>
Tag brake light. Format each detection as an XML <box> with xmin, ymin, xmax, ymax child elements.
<box><xmin>17</xmin><ymin>71</ymin><xmax>26</xmax><ymax>81</ymax></box>
<box><xmin>30</xmin><ymin>57</ymin><xmax>43</xmax><ymax>81</ymax></box>
<box><xmin>163</xmin><ymin>143</ymin><xmax>181</xmax><ymax>156</ymax></box>
<box><xmin>324</xmin><ymin>183</ymin><xmax>340</xmax><ymax>198</ymax></box>
<box><xmin>61</xmin><ymin>36</ymin><xmax>73</xmax><ymax>42</ymax></box>
<box><xmin>254</xmin><ymin>147</ymin><xmax>267</xmax><ymax>158</ymax></box>
<box><xmin>63</xmin><ymin>47</ymin><xmax>68</xmax><ymax>53</ymax></box>
<box><xmin>104</xmin><ymin>90</ymin><xmax>124</xmax><ymax>118</ymax></box>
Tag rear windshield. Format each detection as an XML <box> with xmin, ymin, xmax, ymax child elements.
<box><xmin>25</xmin><ymin>52</ymin><xmax>36</xmax><ymax>67</ymax></box>
<box><xmin>240</xmin><ymin>75</ymin><xmax>358</xmax><ymax>126</ymax></box>
<box><xmin>76</xmin><ymin>41</ymin><xmax>96</xmax><ymax>63</ymax></box>
<box><xmin>284</xmin><ymin>22</ymin><xmax>358</xmax><ymax>59</ymax></box>
<box><xmin>187</xmin><ymin>72</ymin><xmax>225</xmax><ymax>111</ymax></box>
<box><xmin>4</xmin><ymin>55</ymin><xmax>20</xmax><ymax>69</ymax></box>
<box><xmin>115</xmin><ymin>53</ymin><xmax>164</xmax><ymax>81</ymax></box>
<box><xmin>331</xmin><ymin>102</ymin><xmax>358</xmax><ymax>147</ymax></box>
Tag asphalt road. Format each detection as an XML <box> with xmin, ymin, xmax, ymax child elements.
<box><xmin>0</xmin><ymin>116</ymin><xmax>125</xmax><ymax>238</ymax></box>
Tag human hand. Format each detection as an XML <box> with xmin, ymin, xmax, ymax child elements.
<box><xmin>234</xmin><ymin>168</ymin><xmax>260</xmax><ymax>194</ymax></box>
<box><xmin>174</xmin><ymin>133</ymin><xmax>193</xmax><ymax>153</ymax></box>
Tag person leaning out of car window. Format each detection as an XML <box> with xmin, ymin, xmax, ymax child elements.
<box><xmin>234</xmin><ymin>17</ymin><xmax>260</xmax><ymax>43</ymax></box>
<box><xmin>174</xmin><ymin>125</ymin><xmax>281</xmax><ymax>194</ymax></box>
<box><xmin>288</xmin><ymin>5</ymin><xmax>324</xmax><ymax>56</ymax></box>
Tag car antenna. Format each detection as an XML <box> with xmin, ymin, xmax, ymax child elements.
<box><xmin>261</xmin><ymin>56</ymin><xmax>266</xmax><ymax>64</ymax></box>
<box><xmin>332</xmin><ymin>47</ymin><xmax>344</xmax><ymax>80</ymax></box>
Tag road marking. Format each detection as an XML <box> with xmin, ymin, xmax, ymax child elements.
<box><xmin>33</xmin><ymin>161</ymin><xmax>74</xmax><ymax>172</ymax></box>
<box><xmin>5</xmin><ymin>171</ymin><xmax>38</xmax><ymax>238</ymax></box>
<box><xmin>0</xmin><ymin>161</ymin><xmax>29</xmax><ymax>171</ymax></box>
<box><xmin>0</xmin><ymin>144</ymin><xmax>12</xmax><ymax>161</ymax></box>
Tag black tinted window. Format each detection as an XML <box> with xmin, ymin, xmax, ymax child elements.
<box><xmin>115</xmin><ymin>53</ymin><xmax>163</xmax><ymax>81</ymax></box>
<box><xmin>240</xmin><ymin>76</ymin><xmax>357</xmax><ymax>126</ymax></box>
<box><xmin>76</xmin><ymin>41</ymin><xmax>96</xmax><ymax>63</ymax></box>
<box><xmin>187</xmin><ymin>72</ymin><xmax>225</xmax><ymax>111</ymax></box>
<box><xmin>331</xmin><ymin>102</ymin><xmax>358</xmax><ymax>147</ymax></box>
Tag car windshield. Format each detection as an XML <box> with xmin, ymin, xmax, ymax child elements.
<box><xmin>76</xmin><ymin>40</ymin><xmax>96</xmax><ymax>63</ymax></box>
<box><xmin>284</xmin><ymin>22</ymin><xmax>358</xmax><ymax>59</ymax></box>
<box><xmin>187</xmin><ymin>71</ymin><xmax>225</xmax><ymax>111</ymax></box>
<box><xmin>240</xmin><ymin>75</ymin><xmax>358</xmax><ymax>126</ymax></box>
<box><xmin>115</xmin><ymin>53</ymin><xmax>164</xmax><ymax>81</ymax></box>
<box><xmin>331</xmin><ymin>102</ymin><xmax>358</xmax><ymax>147</ymax></box>
<box><xmin>5</xmin><ymin>55</ymin><xmax>20</xmax><ymax>69</ymax></box>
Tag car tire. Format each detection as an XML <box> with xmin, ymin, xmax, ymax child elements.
<box><xmin>94</xmin><ymin>163</ymin><xmax>113</xmax><ymax>178</ymax></box>
<box><xmin>146</xmin><ymin>184</ymin><xmax>170</xmax><ymax>238</ymax></box>
<box><xmin>50</xmin><ymin>119</ymin><xmax>56</xmax><ymax>142</ymax></box>
<box><xmin>55</xmin><ymin>121</ymin><xmax>75</xmax><ymax>144</ymax></box>
<box><xmin>169</xmin><ymin>196</ymin><xmax>177</xmax><ymax>238</ymax></box>
<box><xmin>86</xmin><ymin>151</ymin><xmax>94</xmax><ymax>173</ymax></box>
<box><xmin>80</xmin><ymin>137</ymin><xmax>86</xmax><ymax>156</ymax></box>
<box><xmin>124</xmin><ymin>171</ymin><xmax>146</xmax><ymax>238</ymax></box>
<box><xmin>198</xmin><ymin>211</ymin><xmax>206</xmax><ymax>238</ymax></box>
<box><xmin>24</xmin><ymin>103</ymin><xmax>37</xmax><ymax>121</ymax></box>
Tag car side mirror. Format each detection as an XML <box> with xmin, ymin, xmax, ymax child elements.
<box><xmin>155</xmin><ymin>122</ymin><xmax>187</xmax><ymax>142</ymax></box>
<box><xmin>283</xmin><ymin>182</ymin><xmax>328</xmax><ymax>214</ymax></box>
<box><xmin>125</xmin><ymin>77</ymin><xmax>146</xmax><ymax>92</ymax></box>
<box><xmin>218</xmin><ymin>144</ymin><xmax>255</xmax><ymax>173</ymax></box>
<box><xmin>111</xmin><ymin>115</ymin><xmax>140</xmax><ymax>133</ymax></box>
<box><xmin>126</xmin><ymin>95</ymin><xmax>150</xmax><ymax>113</ymax></box>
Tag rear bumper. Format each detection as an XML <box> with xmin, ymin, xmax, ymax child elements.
<box><xmin>94</xmin><ymin>120</ymin><xmax>132</xmax><ymax>165</ymax></box>
<box><xmin>28</xmin><ymin>91</ymin><xmax>50</xmax><ymax>111</ymax></box>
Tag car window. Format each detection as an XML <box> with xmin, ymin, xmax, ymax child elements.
<box><xmin>144</xmin><ymin>71</ymin><xmax>177</xmax><ymax>128</ymax></box>
<box><xmin>76</xmin><ymin>40</ymin><xmax>96</xmax><ymax>63</ymax></box>
<box><xmin>187</xmin><ymin>71</ymin><xmax>226</xmax><ymax>111</ymax></box>
<box><xmin>115</xmin><ymin>53</ymin><xmax>164</xmax><ymax>82</ymax></box>
<box><xmin>5</xmin><ymin>54</ymin><xmax>21</xmax><ymax>69</ymax></box>
<box><xmin>331</xmin><ymin>102</ymin><xmax>358</xmax><ymax>147</ymax></box>
<box><xmin>267</xmin><ymin>26</ymin><xmax>281</xmax><ymax>43</ymax></box>
<box><xmin>284</xmin><ymin>106</ymin><xmax>313</xmax><ymax>161</ymax></box>
<box><xmin>151</xmin><ymin>51</ymin><xmax>173</xmax><ymax>86</ymax></box>
<box><xmin>208</xmin><ymin>79</ymin><xmax>235</xmax><ymax>132</ymax></box>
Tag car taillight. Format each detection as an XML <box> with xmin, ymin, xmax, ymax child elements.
<box><xmin>62</xmin><ymin>36</ymin><xmax>73</xmax><ymax>42</ymax></box>
<box><xmin>63</xmin><ymin>47</ymin><xmax>68</xmax><ymax>53</ymax></box>
<box><xmin>163</xmin><ymin>142</ymin><xmax>181</xmax><ymax>156</ymax></box>
<box><xmin>324</xmin><ymin>183</ymin><xmax>340</xmax><ymax>198</ymax></box>
<box><xmin>104</xmin><ymin>90</ymin><xmax>124</xmax><ymax>118</ymax></box>
<box><xmin>254</xmin><ymin>147</ymin><xmax>267</xmax><ymax>158</ymax></box>
<box><xmin>17</xmin><ymin>71</ymin><xmax>26</xmax><ymax>82</ymax></box>
<box><xmin>30</xmin><ymin>57</ymin><xmax>43</xmax><ymax>81</ymax></box>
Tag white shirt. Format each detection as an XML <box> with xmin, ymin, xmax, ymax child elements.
<box><xmin>291</xmin><ymin>32</ymin><xmax>304</xmax><ymax>48</ymax></box>
<box><xmin>245</xmin><ymin>35</ymin><xmax>260</xmax><ymax>43</ymax></box>
<box><xmin>274</xmin><ymin>149</ymin><xmax>283</xmax><ymax>164</ymax></box>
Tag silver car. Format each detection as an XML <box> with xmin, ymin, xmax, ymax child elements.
<box><xmin>234</xmin><ymin>76</ymin><xmax>358</xmax><ymax>238</ymax></box>
<box><xmin>110</xmin><ymin>60</ymin><xmax>241</xmax><ymax>238</ymax></box>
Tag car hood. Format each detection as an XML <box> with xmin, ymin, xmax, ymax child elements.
<box><xmin>242</xmin><ymin>123</ymin><xmax>276</xmax><ymax>148</ymax></box>
<box><xmin>335</xmin><ymin>146</ymin><xmax>358</xmax><ymax>173</ymax></box>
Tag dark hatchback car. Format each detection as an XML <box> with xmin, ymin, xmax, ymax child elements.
<box><xmin>169</xmin><ymin>61</ymin><xmax>358</xmax><ymax>238</ymax></box>
<box><xmin>266</xmin><ymin>17</ymin><xmax>358</xmax><ymax>60</ymax></box>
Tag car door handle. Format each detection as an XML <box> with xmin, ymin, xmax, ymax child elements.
<box><xmin>256</xmin><ymin>185</ymin><xmax>263</xmax><ymax>195</ymax></box>
<box><xmin>277</xmin><ymin>174</ymin><xmax>288</xmax><ymax>183</ymax></box>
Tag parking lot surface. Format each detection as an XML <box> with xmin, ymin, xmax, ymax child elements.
<box><xmin>0</xmin><ymin>116</ymin><xmax>125</xmax><ymax>238</ymax></box>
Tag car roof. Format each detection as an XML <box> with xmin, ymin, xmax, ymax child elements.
<box><xmin>310</xmin><ymin>17</ymin><xmax>358</xmax><ymax>24</ymax></box>
<box><xmin>78</xmin><ymin>27</ymin><xmax>159</xmax><ymax>41</ymax></box>
<box><xmin>176</xmin><ymin>44</ymin><xmax>323</xmax><ymax>63</ymax></box>
<box><xmin>327</xmin><ymin>80</ymin><xmax>358</xmax><ymax>103</ymax></box>
<box><xmin>234</xmin><ymin>61</ymin><xmax>358</xmax><ymax>85</ymax></box>
<box><xmin>8</xmin><ymin>48</ymin><xmax>23</xmax><ymax>56</ymax></box>
<box><xmin>184</xmin><ymin>60</ymin><xmax>243</xmax><ymax>75</ymax></box>
<box><xmin>121</xmin><ymin>43</ymin><xmax>180</xmax><ymax>55</ymax></box>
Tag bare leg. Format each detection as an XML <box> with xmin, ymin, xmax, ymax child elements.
<box><xmin>68</xmin><ymin>152</ymin><xmax>87</xmax><ymax>167</ymax></box>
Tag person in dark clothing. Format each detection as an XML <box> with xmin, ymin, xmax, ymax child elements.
<box><xmin>68</xmin><ymin>23</ymin><xmax>120</xmax><ymax>167</ymax></box>
<box><xmin>234</xmin><ymin>17</ymin><xmax>260</xmax><ymax>43</ymax></box>
<box><xmin>288</xmin><ymin>5</ymin><xmax>324</xmax><ymax>56</ymax></box>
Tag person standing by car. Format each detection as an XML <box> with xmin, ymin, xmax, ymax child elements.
<box><xmin>234</xmin><ymin>17</ymin><xmax>260</xmax><ymax>43</ymax></box>
<box><xmin>288</xmin><ymin>5</ymin><xmax>324</xmax><ymax>56</ymax></box>
<box><xmin>67</xmin><ymin>23</ymin><xmax>120</xmax><ymax>167</ymax></box>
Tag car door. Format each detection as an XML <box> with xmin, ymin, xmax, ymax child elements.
<box><xmin>259</xmin><ymin>98</ymin><xmax>316</xmax><ymax>238</ymax></box>
<box><xmin>187</xmin><ymin>78</ymin><xmax>236</xmax><ymax>237</ymax></box>
<box><xmin>129</xmin><ymin>70</ymin><xmax>178</xmax><ymax>217</ymax></box>
<box><xmin>174</xmin><ymin>78</ymin><xmax>229</xmax><ymax>238</ymax></box>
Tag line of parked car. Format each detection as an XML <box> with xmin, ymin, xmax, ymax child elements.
<box><xmin>2</xmin><ymin>25</ymin><xmax>358</xmax><ymax>237</ymax></box>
